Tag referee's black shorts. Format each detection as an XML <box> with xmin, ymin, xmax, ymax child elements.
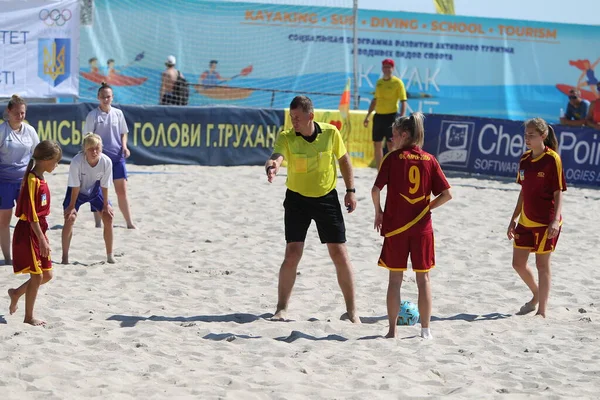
<box><xmin>284</xmin><ymin>189</ymin><xmax>346</xmax><ymax>244</ymax></box>
<box><xmin>372</xmin><ymin>113</ymin><xmax>397</xmax><ymax>142</ymax></box>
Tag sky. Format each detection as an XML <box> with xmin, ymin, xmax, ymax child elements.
<box><xmin>224</xmin><ymin>0</ymin><xmax>599</xmax><ymax>26</ymax></box>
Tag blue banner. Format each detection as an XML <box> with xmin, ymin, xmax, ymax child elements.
<box><xmin>21</xmin><ymin>104</ymin><xmax>285</xmax><ymax>166</ymax></box>
<box><xmin>76</xmin><ymin>0</ymin><xmax>600</xmax><ymax>123</ymax></box>
<box><xmin>422</xmin><ymin>114</ymin><xmax>600</xmax><ymax>186</ymax></box>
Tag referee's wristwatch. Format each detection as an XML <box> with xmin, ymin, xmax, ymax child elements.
<box><xmin>346</xmin><ymin>188</ymin><xmax>356</xmax><ymax>193</ymax></box>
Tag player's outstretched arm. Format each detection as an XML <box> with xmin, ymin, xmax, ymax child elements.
<box><xmin>265</xmin><ymin>153</ymin><xmax>284</xmax><ymax>183</ymax></box>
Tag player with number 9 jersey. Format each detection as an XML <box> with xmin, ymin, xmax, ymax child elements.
<box><xmin>374</xmin><ymin>148</ymin><xmax>450</xmax><ymax>241</ymax></box>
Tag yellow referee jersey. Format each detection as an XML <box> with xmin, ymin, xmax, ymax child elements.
<box><xmin>273</xmin><ymin>122</ymin><xmax>347</xmax><ymax>198</ymax></box>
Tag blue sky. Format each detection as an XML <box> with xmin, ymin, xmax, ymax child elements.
<box><xmin>224</xmin><ymin>0</ymin><xmax>599</xmax><ymax>25</ymax></box>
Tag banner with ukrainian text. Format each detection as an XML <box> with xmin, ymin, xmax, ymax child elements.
<box><xmin>9</xmin><ymin>104</ymin><xmax>284</xmax><ymax>166</ymax></box>
<box><xmin>0</xmin><ymin>0</ymin><xmax>80</xmax><ymax>98</ymax></box>
<box><xmin>78</xmin><ymin>0</ymin><xmax>599</xmax><ymax>122</ymax></box>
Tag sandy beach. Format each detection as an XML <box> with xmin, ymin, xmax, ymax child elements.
<box><xmin>1</xmin><ymin>164</ymin><xmax>599</xmax><ymax>399</ymax></box>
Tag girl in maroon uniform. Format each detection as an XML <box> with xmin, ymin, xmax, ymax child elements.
<box><xmin>371</xmin><ymin>112</ymin><xmax>452</xmax><ymax>339</ymax></box>
<box><xmin>8</xmin><ymin>141</ymin><xmax>62</xmax><ymax>326</ymax></box>
<box><xmin>507</xmin><ymin>118</ymin><xmax>566</xmax><ymax>318</ymax></box>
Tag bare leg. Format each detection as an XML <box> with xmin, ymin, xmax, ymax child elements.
<box><xmin>93</xmin><ymin>211</ymin><xmax>102</xmax><ymax>228</ymax></box>
<box><xmin>385</xmin><ymin>270</ymin><xmax>403</xmax><ymax>338</ymax></box>
<box><xmin>535</xmin><ymin>253</ymin><xmax>552</xmax><ymax>317</ymax></box>
<box><xmin>0</xmin><ymin>209</ymin><xmax>13</xmax><ymax>264</ymax></box>
<box><xmin>416</xmin><ymin>272</ymin><xmax>433</xmax><ymax>339</ymax></box>
<box><xmin>373</xmin><ymin>141</ymin><xmax>384</xmax><ymax>169</ymax></box>
<box><xmin>272</xmin><ymin>242</ymin><xmax>304</xmax><ymax>320</ymax></box>
<box><xmin>8</xmin><ymin>270</ymin><xmax>53</xmax><ymax>315</ymax></box>
<box><xmin>512</xmin><ymin>248</ymin><xmax>538</xmax><ymax>313</ymax></box>
<box><xmin>61</xmin><ymin>213</ymin><xmax>77</xmax><ymax>264</ymax></box>
<box><xmin>102</xmin><ymin>210</ymin><xmax>115</xmax><ymax>263</ymax></box>
<box><xmin>114</xmin><ymin>178</ymin><xmax>136</xmax><ymax>229</ymax></box>
<box><xmin>327</xmin><ymin>243</ymin><xmax>360</xmax><ymax>323</ymax></box>
<box><xmin>23</xmin><ymin>273</ymin><xmax>45</xmax><ymax>325</ymax></box>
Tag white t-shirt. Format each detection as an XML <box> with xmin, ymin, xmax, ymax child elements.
<box><xmin>84</xmin><ymin>107</ymin><xmax>128</xmax><ymax>162</ymax></box>
<box><xmin>67</xmin><ymin>152</ymin><xmax>113</xmax><ymax>196</ymax></box>
<box><xmin>0</xmin><ymin>122</ymin><xmax>40</xmax><ymax>182</ymax></box>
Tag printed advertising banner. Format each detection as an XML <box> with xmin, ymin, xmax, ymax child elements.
<box><xmin>423</xmin><ymin>115</ymin><xmax>600</xmax><ymax>186</ymax></box>
<box><xmin>3</xmin><ymin>104</ymin><xmax>284</xmax><ymax>166</ymax></box>
<box><xmin>79</xmin><ymin>0</ymin><xmax>600</xmax><ymax>123</ymax></box>
<box><xmin>1</xmin><ymin>104</ymin><xmax>597</xmax><ymax>186</ymax></box>
<box><xmin>0</xmin><ymin>0</ymin><xmax>80</xmax><ymax>98</ymax></box>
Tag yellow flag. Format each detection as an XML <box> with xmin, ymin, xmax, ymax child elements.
<box><xmin>433</xmin><ymin>0</ymin><xmax>455</xmax><ymax>15</ymax></box>
<box><xmin>338</xmin><ymin>78</ymin><xmax>351</xmax><ymax>119</ymax></box>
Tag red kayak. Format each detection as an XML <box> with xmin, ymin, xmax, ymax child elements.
<box><xmin>81</xmin><ymin>71</ymin><xmax>147</xmax><ymax>87</ymax></box>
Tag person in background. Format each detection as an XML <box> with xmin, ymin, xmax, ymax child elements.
<box><xmin>363</xmin><ymin>58</ymin><xmax>407</xmax><ymax>168</ymax></box>
<box><xmin>0</xmin><ymin>95</ymin><xmax>40</xmax><ymax>265</ymax></box>
<box><xmin>585</xmin><ymin>83</ymin><xmax>600</xmax><ymax>129</ymax></box>
<box><xmin>160</xmin><ymin>55</ymin><xmax>182</xmax><ymax>105</ymax></box>
<box><xmin>559</xmin><ymin>89</ymin><xmax>589</xmax><ymax>127</ymax></box>
<box><xmin>84</xmin><ymin>83</ymin><xmax>136</xmax><ymax>229</ymax></box>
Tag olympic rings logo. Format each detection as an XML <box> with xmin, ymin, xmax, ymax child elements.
<box><xmin>39</xmin><ymin>9</ymin><xmax>72</xmax><ymax>27</ymax></box>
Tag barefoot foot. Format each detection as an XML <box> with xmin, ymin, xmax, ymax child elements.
<box><xmin>107</xmin><ymin>254</ymin><xmax>116</xmax><ymax>264</ymax></box>
<box><xmin>24</xmin><ymin>318</ymin><xmax>46</xmax><ymax>326</ymax></box>
<box><xmin>127</xmin><ymin>224</ymin><xmax>137</xmax><ymax>229</ymax></box>
<box><xmin>385</xmin><ymin>330</ymin><xmax>397</xmax><ymax>339</ymax></box>
<box><xmin>340</xmin><ymin>311</ymin><xmax>361</xmax><ymax>324</ymax></box>
<box><xmin>271</xmin><ymin>309</ymin><xmax>287</xmax><ymax>321</ymax></box>
<box><xmin>517</xmin><ymin>300</ymin><xmax>538</xmax><ymax>315</ymax></box>
<box><xmin>8</xmin><ymin>288</ymin><xmax>19</xmax><ymax>315</ymax></box>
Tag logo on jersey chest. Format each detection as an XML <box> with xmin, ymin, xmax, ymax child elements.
<box><xmin>537</xmin><ymin>171</ymin><xmax>545</xmax><ymax>178</ymax></box>
<box><xmin>519</xmin><ymin>170</ymin><xmax>525</xmax><ymax>181</ymax></box>
<box><xmin>41</xmin><ymin>193</ymin><xmax>47</xmax><ymax>206</ymax></box>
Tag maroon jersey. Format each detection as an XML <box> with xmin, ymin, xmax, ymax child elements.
<box><xmin>517</xmin><ymin>147</ymin><xmax>566</xmax><ymax>227</ymax></box>
<box><xmin>15</xmin><ymin>172</ymin><xmax>51</xmax><ymax>222</ymax></box>
<box><xmin>374</xmin><ymin>146</ymin><xmax>450</xmax><ymax>237</ymax></box>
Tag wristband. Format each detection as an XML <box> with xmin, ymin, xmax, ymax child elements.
<box><xmin>346</xmin><ymin>188</ymin><xmax>355</xmax><ymax>193</ymax></box>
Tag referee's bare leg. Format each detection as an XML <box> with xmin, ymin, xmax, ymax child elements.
<box><xmin>272</xmin><ymin>242</ymin><xmax>304</xmax><ymax>321</ymax></box>
<box><xmin>327</xmin><ymin>243</ymin><xmax>360</xmax><ymax>323</ymax></box>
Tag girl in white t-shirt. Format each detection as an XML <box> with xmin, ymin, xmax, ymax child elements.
<box><xmin>84</xmin><ymin>83</ymin><xmax>136</xmax><ymax>229</ymax></box>
<box><xmin>0</xmin><ymin>95</ymin><xmax>40</xmax><ymax>264</ymax></box>
<box><xmin>61</xmin><ymin>134</ymin><xmax>115</xmax><ymax>264</ymax></box>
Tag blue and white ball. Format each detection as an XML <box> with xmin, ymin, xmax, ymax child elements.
<box><xmin>397</xmin><ymin>300</ymin><xmax>420</xmax><ymax>326</ymax></box>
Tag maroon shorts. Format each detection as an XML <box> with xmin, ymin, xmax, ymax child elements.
<box><xmin>513</xmin><ymin>223</ymin><xmax>561</xmax><ymax>254</ymax></box>
<box><xmin>378</xmin><ymin>231</ymin><xmax>435</xmax><ymax>272</ymax></box>
<box><xmin>12</xmin><ymin>219</ymin><xmax>52</xmax><ymax>275</ymax></box>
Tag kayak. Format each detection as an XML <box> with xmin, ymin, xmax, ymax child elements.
<box><xmin>81</xmin><ymin>71</ymin><xmax>147</xmax><ymax>87</ymax></box>
<box><xmin>193</xmin><ymin>84</ymin><xmax>253</xmax><ymax>100</ymax></box>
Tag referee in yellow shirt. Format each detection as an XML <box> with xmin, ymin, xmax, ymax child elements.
<box><xmin>363</xmin><ymin>58</ymin><xmax>407</xmax><ymax>168</ymax></box>
<box><xmin>265</xmin><ymin>95</ymin><xmax>360</xmax><ymax>324</ymax></box>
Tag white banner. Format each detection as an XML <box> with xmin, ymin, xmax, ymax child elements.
<box><xmin>0</xmin><ymin>0</ymin><xmax>80</xmax><ymax>98</ymax></box>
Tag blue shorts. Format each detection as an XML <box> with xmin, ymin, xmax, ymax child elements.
<box><xmin>112</xmin><ymin>158</ymin><xmax>128</xmax><ymax>180</ymax></box>
<box><xmin>63</xmin><ymin>181</ymin><xmax>110</xmax><ymax>212</ymax></box>
<box><xmin>0</xmin><ymin>182</ymin><xmax>22</xmax><ymax>209</ymax></box>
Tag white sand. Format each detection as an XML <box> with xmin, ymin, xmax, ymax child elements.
<box><xmin>1</xmin><ymin>164</ymin><xmax>599</xmax><ymax>399</ymax></box>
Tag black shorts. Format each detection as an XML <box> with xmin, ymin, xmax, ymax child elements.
<box><xmin>284</xmin><ymin>189</ymin><xmax>346</xmax><ymax>244</ymax></box>
<box><xmin>161</xmin><ymin>93</ymin><xmax>180</xmax><ymax>105</ymax></box>
<box><xmin>372</xmin><ymin>113</ymin><xmax>397</xmax><ymax>142</ymax></box>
